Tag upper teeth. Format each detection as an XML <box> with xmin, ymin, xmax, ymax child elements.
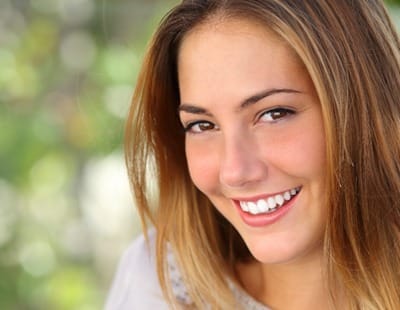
<box><xmin>239</xmin><ymin>187</ymin><xmax>300</xmax><ymax>215</ymax></box>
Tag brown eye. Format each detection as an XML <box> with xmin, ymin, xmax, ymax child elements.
<box><xmin>198</xmin><ymin>122</ymin><xmax>214</xmax><ymax>131</ymax></box>
<box><xmin>260</xmin><ymin>108</ymin><xmax>294</xmax><ymax>122</ymax></box>
<box><xmin>185</xmin><ymin>121</ymin><xmax>216</xmax><ymax>133</ymax></box>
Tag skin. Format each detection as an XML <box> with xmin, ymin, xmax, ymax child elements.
<box><xmin>178</xmin><ymin>18</ymin><xmax>330</xmax><ymax>309</ymax></box>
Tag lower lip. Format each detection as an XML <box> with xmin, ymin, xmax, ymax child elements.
<box><xmin>235</xmin><ymin>193</ymin><xmax>299</xmax><ymax>227</ymax></box>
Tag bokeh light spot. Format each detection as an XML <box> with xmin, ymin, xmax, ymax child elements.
<box><xmin>19</xmin><ymin>241</ymin><xmax>56</xmax><ymax>277</ymax></box>
<box><xmin>60</xmin><ymin>30</ymin><xmax>97</xmax><ymax>72</ymax></box>
<box><xmin>103</xmin><ymin>84</ymin><xmax>133</xmax><ymax>118</ymax></box>
<box><xmin>58</xmin><ymin>0</ymin><xmax>95</xmax><ymax>25</ymax></box>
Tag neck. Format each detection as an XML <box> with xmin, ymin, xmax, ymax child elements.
<box><xmin>237</xmin><ymin>251</ymin><xmax>335</xmax><ymax>310</ymax></box>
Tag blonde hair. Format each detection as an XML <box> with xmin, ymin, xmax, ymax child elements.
<box><xmin>125</xmin><ymin>0</ymin><xmax>400</xmax><ymax>308</ymax></box>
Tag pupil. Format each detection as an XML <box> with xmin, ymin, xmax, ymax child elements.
<box><xmin>199</xmin><ymin>123</ymin><xmax>212</xmax><ymax>131</ymax></box>
<box><xmin>272</xmin><ymin>110</ymin><xmax>285</xmax><ymax>119</ymax></box>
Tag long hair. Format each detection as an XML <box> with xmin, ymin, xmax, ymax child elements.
<box><xmin>125</xmin><ymin>0</ymin><xmax>400</xmax><ymax>308</ymax></box>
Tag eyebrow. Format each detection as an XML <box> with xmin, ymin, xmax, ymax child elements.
<box><xmin>178</xmin><ymin>88</ymin><xmax>301</xmax><ymax>115</ymax></box>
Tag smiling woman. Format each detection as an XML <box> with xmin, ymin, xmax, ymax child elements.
<box><xmin>178</xmin><ymin>21</ymin><xmax>327</xmax><ymax>271</ymax></box>
<box><xmin>105</xmin><ymin>1</ymin><xmax>400</xmax><ymax>309</ymax></box>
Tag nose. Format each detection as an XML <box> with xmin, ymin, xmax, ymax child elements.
<box><xmin>219</xmin><ymin>132</ymin><xmax>268</xmax><ymax>188</ymax></box>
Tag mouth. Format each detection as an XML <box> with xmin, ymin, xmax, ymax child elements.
<box><xmin>235</xmin><ymin>187</ymin><xmax>301</xmax><ymax>215</ymax></box>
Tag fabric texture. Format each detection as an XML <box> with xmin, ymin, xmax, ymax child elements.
<box><xmin>104</xmin><ymin>229</ymin><xmax>168</xmax><ymax>309</ymax></box>
<box><xmin>105</xmin><ymin>228</ymin><xmax>269</xmax><ymax>309</ymax></box>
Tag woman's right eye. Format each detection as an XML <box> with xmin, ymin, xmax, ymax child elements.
<box><xmin>184</xmin><ymin>121</ymin><xmax>216</xmax><ymax>134</ymax></box>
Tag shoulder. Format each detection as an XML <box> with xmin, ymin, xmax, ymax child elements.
<box><xmin>104</xmin><ymin>228</ymin><xmax>169</xmax><ymax>310</ymax></box>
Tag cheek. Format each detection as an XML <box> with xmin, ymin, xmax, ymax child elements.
<box><xmin>260</xmin><ymin>126</ymin><xmax>326</xmax><ymax>178</ymax></box>
<box><xmin>289</xmin><ymin>135</ymin><xmax>325</xmax><ymax>172</ymax></box>
<box><xmin>297</xmin><ymin>126</ymin><xmax>326</xmax><ymax>177</ymax></box>
<box><xmin>185</xmin><ymin>140</ymin><xmax>220</xmax><ymax>193</ymax></box>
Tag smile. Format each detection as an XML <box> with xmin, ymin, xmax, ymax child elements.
<box><xmin>237</xmin><ymin>187</ymin><xmax>301</xmax><ymax>215</ymax></box>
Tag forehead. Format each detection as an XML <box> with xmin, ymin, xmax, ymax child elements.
<box><xmin>177</xmin><ymin>17</ymin><xmax>312</xmax><ymax>105</ymax></box>
<box><xmin>179</xmin><ymin>17</ymin><xmax>286</xmax><ymax>59</ymax></box>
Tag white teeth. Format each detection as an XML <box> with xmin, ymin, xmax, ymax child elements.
<box><xmin>283</xmin><ymin>191</ymin><xmax>291</xmax><ymax>201</ymax></box>
<box><xmin>248</xmin><ymin>202</ymin><xmax>258</xmax><ymax>215</ymax></box>
<box><xmin>257</xmin><ymin>199</ymin><xmax>269</xmax><ymax>212</ymax></box>
<box><xmin>238</xmin><ymin>187</ymin><xmax>300</xmax><ymax>215</ymax></box>
<box><xmin>240</xmin><ymin>201</ymin><xmax>249</xmax><ymax>212</ymax></box>
<box><xmin>275</xmin><ymin>194</ymin><xmax>284</xmax><ymax>206</ymax></box>
<box><xmin>267</xmin><ymin>197</ymin><xmax>276</xmax><ymax>209</ymax></box>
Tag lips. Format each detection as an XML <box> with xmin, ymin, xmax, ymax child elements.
<box><xmin>236</xmin><ymin>187</ymin><xmax>301</xmax><ymax>215</ymax></box>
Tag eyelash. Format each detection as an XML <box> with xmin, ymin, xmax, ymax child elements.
<box><xmin>182</xmin><ymin>107</ymin><xmax>295</xmax><ymax>134</ymax></box>
<box><xmin>259</xmin><ymin>107</ymin><xmax>295</xmax><ymax>122</ymax></box>
<box><xmin>183</xmin><ymin>121</ymin><xmax>217</xmax><ymax>133</ymax></box>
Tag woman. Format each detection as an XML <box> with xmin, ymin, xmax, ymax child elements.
<box><xmin>106</xmin><ymin>0</ymin><xmax>400</xmax><ymax>309</ymax></box>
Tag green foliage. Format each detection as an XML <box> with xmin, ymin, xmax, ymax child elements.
<box><xmin>0</xmin><ymin>0</ymin><xmax>176</xmax><ymax>308</ymax></box>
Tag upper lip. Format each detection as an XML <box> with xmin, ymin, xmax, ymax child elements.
<box><xmin>230</xmin><ymin>186</ymin><xmax>301</xmax><ymax>202</ymax></box>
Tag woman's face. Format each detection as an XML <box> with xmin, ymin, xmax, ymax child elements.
<box><xmin>178</xmin><ymin>18</ymin><xmax>327</xmax><ymax>265</ymax></box>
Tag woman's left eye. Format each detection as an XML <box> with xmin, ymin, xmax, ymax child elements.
<box><xmin>259</xmin><ymin>108</ymin><xmax>295</xmax><ymax>122</ymax></box>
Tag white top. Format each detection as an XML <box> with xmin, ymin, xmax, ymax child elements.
<box><xmin>105</xmin><ymin>228</ymin><xmax>269</xmax><ymax>309</ymax></box>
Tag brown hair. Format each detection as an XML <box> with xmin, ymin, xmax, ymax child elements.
<box><xmin>125</xmin><ymin>0</ymin><xmax>400</xmax><ymax>308</ymax></box>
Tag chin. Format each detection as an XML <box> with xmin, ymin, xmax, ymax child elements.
<box><xmin>240</xmin><ymin>231</ymin><xmax>324</xmax><ymax>265</ymax></box>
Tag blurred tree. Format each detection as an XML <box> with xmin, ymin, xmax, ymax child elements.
<box><xmin>0</xmin><ymin>0</ymin><xmax>177</xmax><ymax>309</ymax></box>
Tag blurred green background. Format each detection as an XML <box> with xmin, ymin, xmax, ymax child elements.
<box><xmin>0</xmin><ymin>1</ymin><xmax>399</xmax><ymax>309</ymax></box>
<box><xmin>0</xmin><ymin>0</ymin><xmax>177</xmax><ymax>309</ymax></box>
